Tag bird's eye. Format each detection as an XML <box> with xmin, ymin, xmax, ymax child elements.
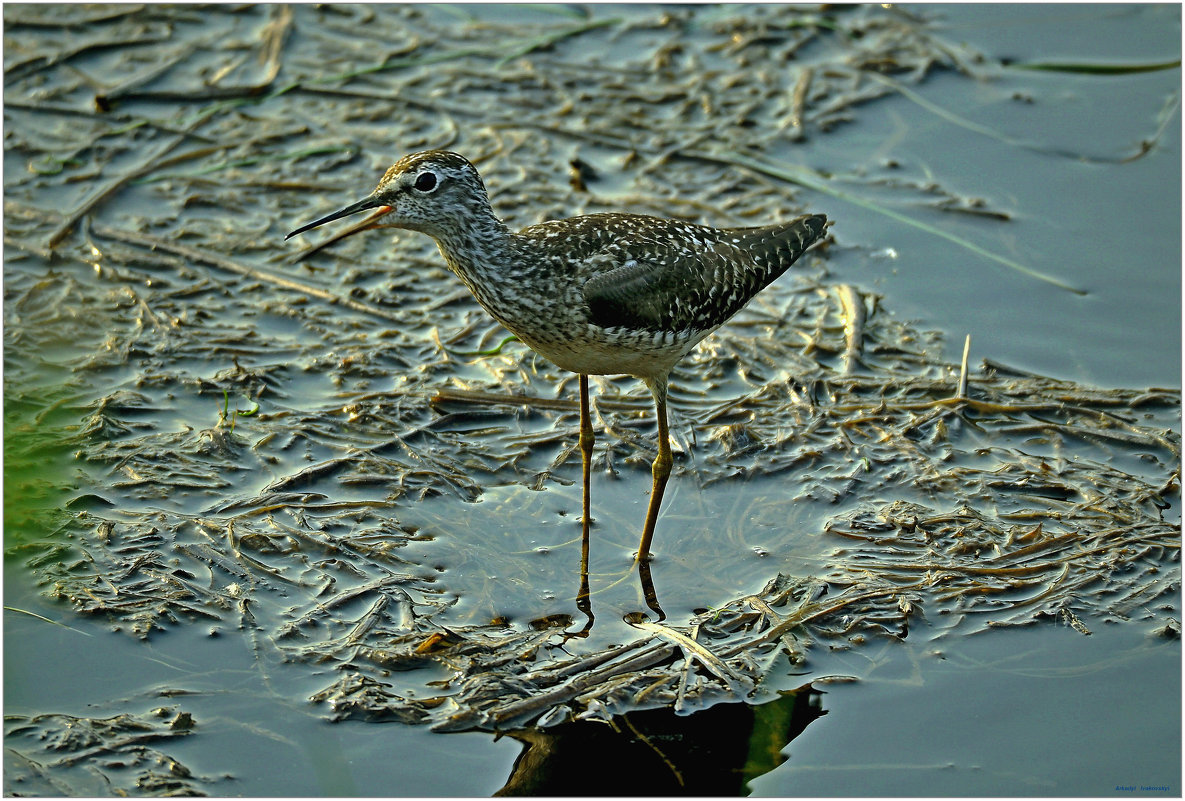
<box><xmin>413</xmin><ymin>171</ymin><xmax>438</xmax><ymax>192</ymax></box>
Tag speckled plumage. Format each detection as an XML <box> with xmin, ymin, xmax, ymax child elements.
<box><xmin>288</xmin><ymin>150</ymin><xmax>828</xmax><ymax>562</ymax></box>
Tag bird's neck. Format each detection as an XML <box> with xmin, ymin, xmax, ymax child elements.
<box><xmin>429</xmin><ymin>207</ymin><xmax>535</xmax><ymax>325</ymax></box>
<box><xmin>432</xmin><ymin>206</ymin><xmax>512</xmax><ymax>281</ymax></box>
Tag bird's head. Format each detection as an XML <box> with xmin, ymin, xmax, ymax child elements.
<box><xmin>286</xmin><ymin>150</ymin><xmax>494</xmax><ymax>242</ymax></box>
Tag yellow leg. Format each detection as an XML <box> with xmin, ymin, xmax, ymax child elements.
<box><xmin>636</xmin><ymin>379</ymin><xmax>672</xmax><ymax>562</ymax></box>
<box><xmin>576</xmin><ymin>375</ymin><xmax>594</xmax><ymax>620</ymax></box>
<box><xmin>579</xmin><ymin>374</ymin><xmax>594</xmax><ymax>543</ymax></box>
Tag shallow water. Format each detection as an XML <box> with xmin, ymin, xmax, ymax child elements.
<box><xmin>751</xmin><ymin>622</ymin><xmax>1180</xmax><ymax>796</ymax></box>
<box><xmin>4</xmin><ymin>2</ymin><xmax>1180</xmax><ymax>796</ymax></box>
<box><xmin>835</xmin><ymin>4</ymin><xmax>1181</xmax><ymax>385</ymax></box>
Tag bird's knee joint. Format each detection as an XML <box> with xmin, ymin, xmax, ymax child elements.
<box><xmin>652</xmin><ymin>451</ymin><xmax>673</xmax><ymax>478</ymax></box>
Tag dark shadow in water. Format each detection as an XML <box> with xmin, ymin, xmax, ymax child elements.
<box><xmin>495</xmin><ymin>685</ymin><xmax>824</xmax><ymax>796</ymax></box>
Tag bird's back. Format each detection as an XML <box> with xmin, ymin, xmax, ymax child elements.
<box><xmin>551</xmin><ymin>213</ymin><xmax>828</xmax><ymax>334</ymax></box>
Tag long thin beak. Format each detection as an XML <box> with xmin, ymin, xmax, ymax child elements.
<box><xmin>286</xmin><ymin>195</ymin><xmax>386</xmax><ymax>240</ymax></box>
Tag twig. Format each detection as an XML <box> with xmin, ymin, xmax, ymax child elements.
<box><xmin>957</xmin><ymin>334</ymin><xmax>970</xmax><ymax>399</ymax></box>
<box><xmin>46</xmin><ymin>135</ymin><xmax>215</xmax><ymax>248</ymax></box>
<box><xmin>90</xmin><ymin>225</ymin><xmax>406</xmax><ymax>324</ymax></box>
<box><xmin>834</xmin><ymin>284</ymin><xmax>865</xmax><ymax>374</ymax></box>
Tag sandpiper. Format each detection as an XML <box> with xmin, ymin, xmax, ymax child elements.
<box><xmin>287</xmin><ymin>150</ymin><xmax>827</xmax><ymax>562</ymax></box>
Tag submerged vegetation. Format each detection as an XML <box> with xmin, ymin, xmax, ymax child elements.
<box><xmin>4</xmin><ymin>3</ymin><xmax>1179</xmax><ymax>795</ymax></box>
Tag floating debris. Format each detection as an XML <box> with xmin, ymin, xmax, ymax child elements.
<box><xmin>3</xmin><ymin>707</ymin><xmax>216</xmax><ymax>797</ymax></box>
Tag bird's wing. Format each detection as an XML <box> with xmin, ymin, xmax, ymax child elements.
<box><xmin>582</xmin><ymin>214</ymin><xmax>826</xmax><ymax>332</ymax></box>
<box><xmin>581</xmin><ymin>247</ymin><xmax>750</xmax><ymax>332</ymax></box>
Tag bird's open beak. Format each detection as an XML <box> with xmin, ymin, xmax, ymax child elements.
<box><xmin>286</xmin><ymin>195</ymin><xmax>391</xmax><ymax>240</ymax></box>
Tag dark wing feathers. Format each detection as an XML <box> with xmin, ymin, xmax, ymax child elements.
<box><xmin>583</xmin><ymin>250</ymin><xmax>734</xmax><ymax>331</ymax></box>
<box><xmin>583</xmin><ymin>214</ymin><xmax>827</xmax><ymax>332</ymax></box>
